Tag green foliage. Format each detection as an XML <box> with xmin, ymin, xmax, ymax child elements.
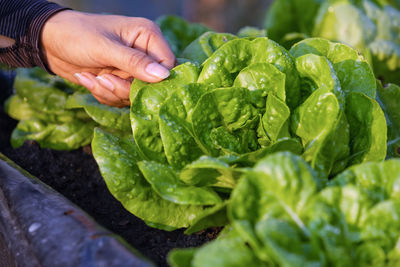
<box><xmin>237</xmin><ymin>26</ymin><xmax>267</xmax><ymax>38</ymax></box>
<box><xmin>92</xmin><ymin>128</ymin><xmax>207</xmax><ymax>228</ymax></box>
<box><xmin>264</xmin><ymin>0</ymin><xmax>323</xmax><ymax>43</ymax></box>
<box><xmin>198</xmin><ymin>38</ymin><xmax>301</xmax><ymax>109</ymax></box>
<box><xmin>156</xmin><ymin>15</ymin><xmax>211</xmax><ymax>56</ymax></box>
<box><xmin>89</xmin><ymin>36</ymin><xmax>388</xmax><ymax>238</ymax></box>
<box><xmin>290</xmin><ymin>38</ymin><xmax>376</xmax><ymax>98</ymax></box>
<box><xmin>4</xmin><ymin>68</ymin><xmax>92</xmax><ymax>150</ymax></box>
<box><xmin>264</xmin><ymin>0</ymin><xmax>400</xmax><ymax>84</ymax></box>
<box><xmin>130</xmin><ymin>62</ymin><xmax>200</xmax><ymax>163</ymax></box>
<box><xmin>346</xmin><ymin>92</ymin><xmax>387</xmax><ymax>164</ymax></box>
<box><xmin>376</xmin><ymin>82</ymin><xmax>400</xmax><ymax>158</ymax></box>
<box><xmin>10</xmin><ymin>119</ymin><xmax>95</xmax><ymax>150</ymax></box>
<box><xmin>138</xmin><ymin>160</ymin><xmax>223</xmax><ymax>205</ymax></box>
<box><xmin>181</xmin><ymin>32</ymin><xmax>237</xmax><ymax>64</ymax></box>
<box><xmin>289</xmin><ymin>38</ymin><xmax>385</xmax><ymax>176</ymax></box>
<box><xmin>3</xmin><ymin>13</ymin><xmax>397</xmax><ymax>266</ymax></box>
<box><xmin>4</xmin><ymin>67</ymin><xmax>131</xmax><ymax>150</ymax></box>
<box><xmin>172</xmin><ymin>153</ymin><xmax>400</xmax><ymax>266</ymax></box>
<box><xmin>66</xmin><ymin>92</ymin><xmax>131</xmax><ymax>132</ymax></box>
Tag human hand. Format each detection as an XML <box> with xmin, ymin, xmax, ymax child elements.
<box><xmin>41</xmin><ymin>10</ymin><xmax>175</xmax><ymax>107</ymax></box>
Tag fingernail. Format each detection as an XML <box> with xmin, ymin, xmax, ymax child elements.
<box><xmin>74</xmin><ymin>73</ymin><xmax>93</xmax><ymax>89</ymax></box>
<box><xmin>96</xmin><ymin>76</ymin><xmax>115</xmax><ymax>92</ymax></box>
<box><xmin>145</xmin><ymin>63</ymin><xmax>170</xmax><ymax>79</ymax></box>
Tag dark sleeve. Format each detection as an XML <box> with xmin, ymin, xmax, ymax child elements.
<box><xmin>0</xmin><ymin>0</ymin><xmax>71</xmax><ymax>71</ymax></box>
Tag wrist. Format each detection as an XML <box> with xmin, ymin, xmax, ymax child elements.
<box><xmin>40</xmin><ymin>10</ymin><xmax>79</xmax><ymax>72</ymax></box>
<box><xmin>21</xmin><ymin>3</ymin><xmax>71</xmax><ymax>72</ymax></box>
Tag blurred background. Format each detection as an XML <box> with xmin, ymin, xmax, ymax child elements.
<box><xmin>53</xmin><ymin>0</ymin><xmax>273</xmax><ymax>32</ymax></box>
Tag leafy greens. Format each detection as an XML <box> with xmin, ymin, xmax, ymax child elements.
<box><xmin>91</xmin><ymin>36</ymin><xmax>387</xmax><ymax>234</ymax></box>
<box><xmin>264</xmin><ymin>0</ymin><xmax>400</xmax><ymax>85</ymax></box>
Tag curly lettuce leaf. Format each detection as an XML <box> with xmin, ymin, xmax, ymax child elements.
<box><xmin>313</xmin><ymin>1</ymin><xmax>376</xmax><ymax>53</ymax></box>
<box><xmin>169</xmin><ymin>227</ymin><xmax>262</xmax><ymax>267</ymax></box>
<box><xmin>11</xmin><ymin>119</ymin><xmax>95</xmax><ymax>150</ymax></box>
<box><xmin>156</xmin><ymin>15</ymin><xmax>211</xmax><ymax>56</ymax></box>
<box><xmin>91</xmin><ymin>128</ymin><xmax>208</xmax><ymax>229</ymax></box>
<box><xmin>191</xmin><ymin>87</ymin><xmax>260</xmax><ymax>156</ymax></box>
<box><xmin>229</xmin><ymin>152</ymin><xmax>325</xmax><ymax>264</ymax></box>
<box><xmin>181</xmin><ymin>32</ymin><xmax>237</xmax><ymax>64</ymax></box>
<box><xmin>4</xmin><ymin>95</ymin><xmax>35</xmax><ymax>121</ymax></box>
<box><xmin>158</xmin><ymin>84</ymin><xmax>210</xmax><ymax>169</ymax></box>
<box><xmin>179</xmin><ymin>156</ymin><xmax>241</xmax><ymax>189</ymax></box>
<box><xmin>130</xmin><ymin>63</ymin><xmax>200</xmax><ymax>162</ymax></box>
<box><xmin>237</xmin><ymin>26</ymin><xmax>267</xmax><ymax>38</ymax></box>
<box><xmin>14</xmin><ymin>72</ymin><xmax>70</xmax><ymax>113</ymax></box>
<box><xmin>264</xmin><ymin>0</ymin><xmax>322</xmax><ymax>43</ymax></box>
<box><xmin>66</xmin><ymin>93</ymin><xmax>131</xmax><ymax>132</ymax></box>
<box><xmin>294</xmin><ymin>53</ymin><xmax>342</xmax><ymax>97</ymax></box>
<box><xmin>290</xmin><ymin>38</ymin><xmax>376</xmax><ymax>98</ymax></box>
<box><xmin>233</xmin><ymin>62</ymin><xmax>286</xmax><ymax>102</ymax></box>
<box><xmin>346</xmin><ymin>92</ymin><xmax>387</xmax><ymax>164</ymax></box>
<box><xmin>376</xmin><ymin>82</ymin><xmax>400</xmax><ymax>158</ymax></box>
<box><xmin>258</xmin><ymin>93</ymin><xmax>291</xmax><ymax>145</ymax></box>
<box><xmin>137</xmin><ymin>160</ymin><xmax>222</xmax><ymax>205</ymax></box>
<box><xmin>332</xmin><ymin>159</ymin><xmax>400</xmax><ymax>202</ymax></box>
<box><xmin>291</xmin><ymin>88</ymin><xmax>350</xmax><ymax>176</ymax></box>
<box><xmin>184</xmin><ymin>202</ymin><xmax>229</xmax><ymax>235</ymax></box>
<box><xmin>198</xmin><ymin>38</ymin><xmax>301</xmax><ymax>109</ymax></box>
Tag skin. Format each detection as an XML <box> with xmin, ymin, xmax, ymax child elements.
<box><xmin>40</xmin><ymin>10</ymin><xmax>176</xmax><ymax>107</ymax></box>
<box><xmin>0</xmin><ymin>35</ymin><xmax>15</xmax><ymax>48</ymax></box>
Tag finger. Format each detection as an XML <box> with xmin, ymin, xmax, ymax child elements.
<box><xmin>48</xmin><ymin>49</ymin><xmax>135</xmax><ymax>82</ymax></box>
<box><xmin>95</xmin><ymin>73</ymin><xmax>131</xmax><ymax>101</ymax></box>
<box><xmin>98</xmin><ymin>68</ymin><xmax>133</xmax><ymax>80</ymax></box>
<box><xmin>75</xmin><ymin>72</ymin><xmax>128</xmax><ymax>107</ymax></box>
<box><xmin>107</xmin><ymin>42</ymin><xmax>171</xmax><ymax>83</ymax></box>
<box><xmin>148</xmin><ymin>33</ymin><xmax>176</xmax><ymax>69</ymax></box>
<box><xmin>133</xmin><ymin>27</ymin><xmax>176</xmax><ymax>69</ymax></box>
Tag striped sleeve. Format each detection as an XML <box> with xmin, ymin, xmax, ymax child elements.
<box><xmin>0</xmin><ymin>0</ymin><xmax>70</xmax><ymax>72</ymax></box>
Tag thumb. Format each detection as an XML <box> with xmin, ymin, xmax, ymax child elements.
<box><xmin>108</xmin><ymin>43</ymin><xmax>171</xmax><ymax>83</ymax></box>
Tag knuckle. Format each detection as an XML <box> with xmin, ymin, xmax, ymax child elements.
<box><xmin>139</xmin><ymin>17</ymin><xmax>155</xmax><ymax>27</ymax></box>
<box><xmin>127</xmin><ymin>52</ymin><xmax>149</xmax><ymax>70</ymax></box>
<box><xmin>134</xmin><ymin>18</ymin><xmax>160</xmax><ymax>33</ymax></box>
<box><xmin>149</xmin><ymin>23</ymin><xmax>161</xmax><ymax>34</ymax></box>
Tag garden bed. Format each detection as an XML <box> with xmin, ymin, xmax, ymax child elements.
<box><xmin>0</xmin><ymin>74</ymin><xmax>219</xmax><ymax>267</ymax></box>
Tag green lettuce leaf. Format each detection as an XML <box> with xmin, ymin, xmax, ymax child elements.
<box><xmin>156</xmin><ymin>15</ymin><xmax>211</xmax><ymax>56</ymax></box>
<box><xmin>229</xmin><ymin>152</ymin><xmax>325</xmax><ymax>264</ymax></box>
<box><xmin>291</xmin><ymin>88</ymin><xmax>350</xmax><ymax>176</ymax></box>
<box><xmin>376</xmin><ymin>82</ymin><xmax>400</xmax><ymax>158</ymax></box>
<box><xmin>137</xmin><ymin>160</ymin><xmax>222</xmax><ymax>205</ymax></box>
<box><xmin>130</xmin><ymin>63</ymin><xmax>200</xmax><ymax>162</ymax></box>
<box><xmin>91</xmin><ymin>128</ymin><xmax>208</xmax><ymax>229</ymax></box>
<box><xmin>181</xmin><ymin>32</ymin><xmax>237</xmax><ymax>64</ymax></box>
<box><xmin>346</xmin><ymin>92</ymin><xmax>387</xmax><ymax>164</ymax></box>
<box><xmin>290</xmin><ymin>38</ymin><xmax>376</xmax><ymax>98</ymax></box>
<box><xmin>170</xmin><ymin>227</ymin><xmax>262</xmax><ymax>267</ymax></box>
<box><xmin>11</xmin><ymin>119</ymin><xmax>95</xmax><ymax>150</ymax></box>
<box><xmin>198</xmin><ymin>38</ymin><xmax>300</xmax><ymax>109</ymax></box>
<box><xmin>184</xmin><ymin>202</ymin><xmax>229</xmax><ymax>234</ymax></box>
<box><xmin>66</xmin><ymin>93</ymin><xmax>131</xmax><ymax>132</ymax></box>
<box><xmin>191</xmin><ymin>87</ymin><xmax>260</xmax><ymax>156</ymax></box>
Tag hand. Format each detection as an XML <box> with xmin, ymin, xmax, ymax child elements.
<box><xmin>41</xmin><ymin>10</ymin><xmax>175</xmax><ymax>107</ymax></box>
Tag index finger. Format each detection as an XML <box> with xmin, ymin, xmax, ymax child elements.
<box><xmin>126</xmin><ymin>19</ymin><xmax>176</xmax><ymax>69</ymax></box>
<box><xmin>146</xmin><ymin>30</ymin><xmax>176</xmax><ymax>69</ymax></box>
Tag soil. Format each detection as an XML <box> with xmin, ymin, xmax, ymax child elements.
<box><xmin>0</xmin><ymin>71</ymin><xmax>219</xmax><ymax>267</ymax></box>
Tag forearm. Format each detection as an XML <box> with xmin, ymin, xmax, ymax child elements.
<box><xmin>0</xmin><ymin>0</ymin><xmax>69</xmax><ymax>70</ymax></box>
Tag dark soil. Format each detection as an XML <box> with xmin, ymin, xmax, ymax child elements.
<box><xmin>0</xmin><ymin>72</ymin><xmax>219</xmax><ymax>267</ymax></box>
